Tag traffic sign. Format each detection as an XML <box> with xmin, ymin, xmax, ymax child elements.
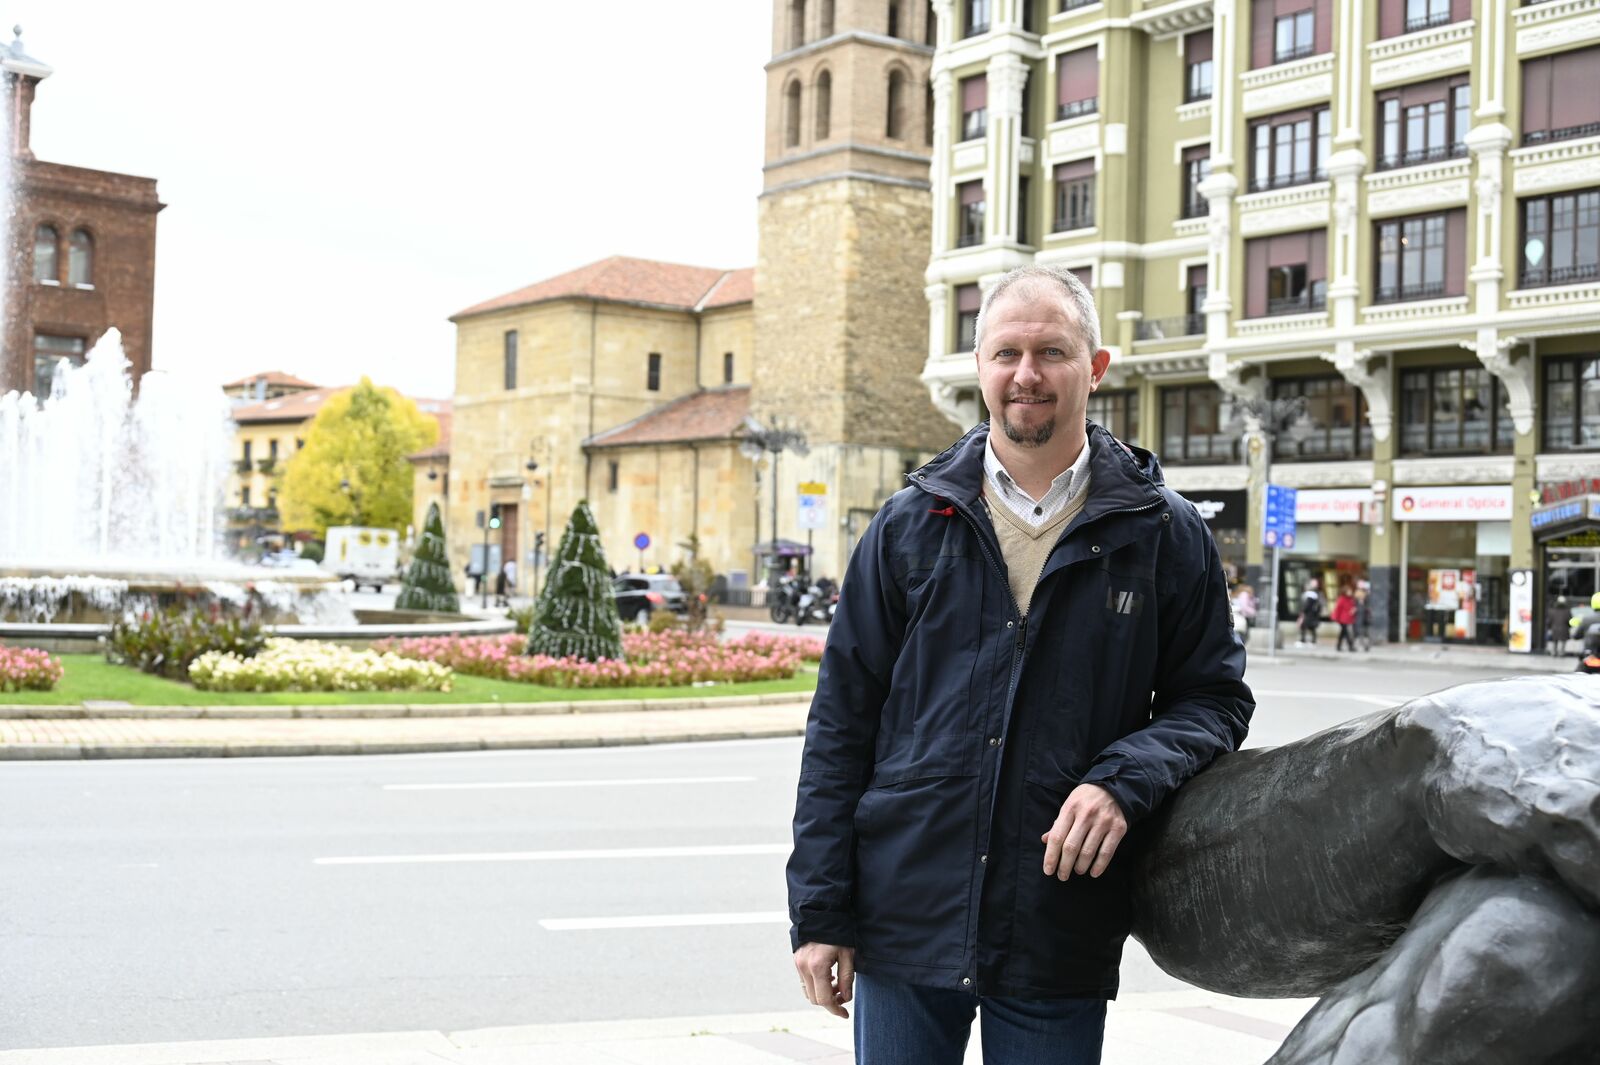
<box><xmin>797</xmin><ymin>482</ymin><xmax>828</xmax><ymax>531</ymax></box>
<box><xmin>633</xmin><ymin>532</ymin><xmax>651</xmax><ymax>550</ymax></box>
<box><xmin>1263</xmin><ymin>484</ymin><xmax>1297</xmax><ymax>549</ymax></box>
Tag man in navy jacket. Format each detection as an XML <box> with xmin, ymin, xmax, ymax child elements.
<box><xmin>787</xmin><ymin>265</ymin><xmax>1253</xmax><ymax>1064</ymax></box>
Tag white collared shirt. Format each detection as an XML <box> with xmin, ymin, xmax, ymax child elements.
<box><xmin>983</xmin><ymin>434</ymin><xmax>1092</xmax><ymax>528</ymax></box>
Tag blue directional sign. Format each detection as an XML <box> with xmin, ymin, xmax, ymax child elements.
<box><xmin>1263</xmin><ymin>484</ymin><xmax>1298</xmax><ymax>550</ymax></box>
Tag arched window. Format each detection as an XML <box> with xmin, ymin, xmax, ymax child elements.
<box><xmin>32</xmin><ymin>224</ymin><xmax>58</xmax><ymax>282</ymax></box>
<box><xmin>815</xmin><ymin>70</ymin><xmax>833</xmax><ymax>140</ymax></box>
<box><xmin>790</xmin><ymin>0</ymin><xmax>807</xmax><ymax>48</ymax></box>
<box><xmin>786</xmin><ymin>80</ymin><xmax>804</xmax><ymax>148</ymax></box>
<box><xmin>889</xmin><ymin>1</ymin><xmax>902</xmax><ymax>38</ymax></box>
<box><xmin>67</xmin><ymin>229</ymin><xmax>93</xmax><ymax>287</ymax></box>
<box><xmin>820</xmin><ymin>0</ymin><xmax>835</xmax><ymax>36</ymax></box>
<box><xmin>886</xmin><ymin>69</ymin><xmax>907</xmax><ymax>139</ymax></box>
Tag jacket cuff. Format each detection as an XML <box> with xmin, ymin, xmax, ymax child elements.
<box><xmin>1081</xmin><ymin>764</ymin><xmax>1139</xmax><ymax>823</ymax></box>
<box><xmin>790</xmin><ymin>907</ymin><xmax>857</xmax><ymax>952</ymax></box>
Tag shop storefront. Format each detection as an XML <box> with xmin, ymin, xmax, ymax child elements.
<box><xmin>1532</xmin><ymin>493</ymin><xmax>1600</xmax><ymax>650</ymax></box>
<box><xmin>1275</xmin><ymin>488</ymin><xmax>1376</xmax><ymax>621</ymax></box>
<box><xmin>1395</xmin><ymin>485</ymin><xmax>1514</xmax><ymax>645</ymax></box>
<box><xmin>1178</xmin><ymin>489</ymin><xmax>1248</xmax><ymax>584</ymax></box>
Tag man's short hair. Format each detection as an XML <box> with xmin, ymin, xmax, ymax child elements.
<box><xmin>972</xmin><ymin>265</ymin><xmax>1101</xmax><ymax>357</ymax></box>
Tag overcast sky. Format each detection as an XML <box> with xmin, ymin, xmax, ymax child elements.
<box><xmin>18</xmin><ymin>1</ymin><xmax>773</xmax><ymax>398</ymax></box>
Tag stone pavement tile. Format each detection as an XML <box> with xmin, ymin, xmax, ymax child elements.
<box><xmin>429</xmin><ymin>1046</ymin><xmax>632</xmax><ymax>1065</ymax></box>
<box><xmin>448</xmin><ymin>1010</ymin><xmax>838</xmax><ymax>1049</ymax></box>
<box><xmin>583</xmin><ymin>1035</ymin><xmax>794</xmax><ymax>1065</ymax></box>
<box><xmin>722</xmin><ymin>1030</ymin><xmax>844</xmax><ymax>1060</ymax></box>
<box><xmin>1102</xmin><ymin>1009</ymin><xmax>1282</xmax><ymax>1065</ymax></box>
<box><xmin>0</xmin><ymin>1032</ymin><xmax>457</xmax><ymax>1065</ymax></box>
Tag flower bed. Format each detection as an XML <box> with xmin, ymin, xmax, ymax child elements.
<box><xmin>0</xmin><ymin>644</ymin><xmax>65</xmax><ymax>692</ymax></box>
<box><xmin>189</xmin><ymin>638</ymin><xmax>452</xmax><ymax>693</ymax></box>
<box><xmin>721</xmin><ymin>631</ymin><xmax>825</xmax><ymax>663</ymax></box>
<box><xmin>372</xmin><ymin>630</ymin><xmax>819</xmax><ymax>688</ymax></box>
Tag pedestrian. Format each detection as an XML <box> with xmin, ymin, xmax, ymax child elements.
<box><xmin>1298</xmin><ymin>577</ymin><xmax>1323</xmax><ymax>646</ymax></box>
<box><xmin>1354</xmin><ymin>586</ymin><xmax>1372</xmax><ymax>651</ymax></box>
<box><xmin>1332</xmin><ymin>585</ymin><xmax>1357</xmax><ymax>652</ymax></box>
<box><xmin>786</xmin><ymin>265</ymin><xmax>1253</xmax><ymax>1064</ymax></box>
<box><xmin>1548</xmin><ymin>596</ymin><xmax>1571</xmax><ymax>656</ymax></box>
<box><xmin>493</xmin><ymin>564</ymin><xmax>507</xmax><ymax>606</ymax></box>
<box><xmin>502</xmin><ymin>558</ymin><xmax>518</xmax><ymax>603</ymax></box>
<box><xmin>1231</xmin><ymin>583</ymin><xmax>1257</xmax><ymax>636</ymax></box>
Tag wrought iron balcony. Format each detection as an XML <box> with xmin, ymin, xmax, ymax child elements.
<box><xmin>1375</xmin><ymin>281</ymin><xmax>1447</xmax><ymax>303</ymax></box>
<box><xmin>1052</xmin><ymin>210</ymin><xmax>1095</xmax><ymax>233</ymax></box>
<box><xmin>1181</xmin><ymin>196</ymin><xmax>1208</xmax><ymax>219</ymax></box>
<box><xmin>1266</xmin><ymin>291</ymin><xmax>1328</xmax><ymax>316</ymax></box>
<box><xmin>1521</xmin><ymin>262</ymin><xmax>1600</xmax><ymax>288</ymax></box>
<box><xmin>1247</xmin><ymin>167</ymin><xmax>1327</xmax><ymax>192</ymax></box>
<box><xmin>1403</xmin><ymin>10</ymin><xmax>1453</xmax><ymax>32</ymax></box>
<box><xmin>956</xmin><ymin>230</ymin><xmax>985</xmax><ymax>248</ymax></box>
<box><xmin>1374</xmin><ymin>142</ymin><xmax>1468</xmax><ymax>171</ymax></box>
<box><xmin>1523</xmin><ymin>121</ymin><xmax>1600</xmax><ymax>147</ymax></box>
<box><xmin>1135</xmin><ymin>314</ymin><xmax>1205</xmax><ymax>340</ymax></box>
<box><xmin>1057</xmin><ymin>97</ymin><xmax>1098</xmax><ymax>120</ymax></box>
<box><xmin>1273</xmin><ymin>41</ymin><xmax>1316</xmax><ymax>63</ymax></box>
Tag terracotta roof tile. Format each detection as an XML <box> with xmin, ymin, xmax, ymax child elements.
<box><xmin>231</xmin><ymin>389</ymin><xmax>450</xmax><ymax>442</ymax></box>
<box><xmin>698</xmin><ymin>267</ymin><xmax>755</xmax><ymax>310</ymax></box>
<box><xmin>453</xmin><ymin>256</ymin><xmax>755</xmax><ymax>320</ymax></box>
<box><xmin>223</xmin><ymin>369</ymin><xmax>319</xmax><ymax>390</ymax></box>
<box><xmin>584</xmin><ymin>387</ymin><xmax>752</xmax><ymax>449</ymax></box>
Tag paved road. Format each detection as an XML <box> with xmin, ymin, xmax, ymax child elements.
<box><xmin>0</xmin><ymin>659</ymin><xmax>1522</xmax><ymax>1050</ymax></box>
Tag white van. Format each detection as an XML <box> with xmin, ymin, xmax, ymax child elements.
<box><xmin>321</xmin><ymin>526</ymin><xmax>401</xmax><ymax>592</ymax></box>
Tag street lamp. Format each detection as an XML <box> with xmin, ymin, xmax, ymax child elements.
<box><xmin>740</xmin><ymin>416</ymin><xmax>810</xmax><ymax>586</ymax></box>
<box><xmin>338</xmin><ymin>478</ymin><xmax>363</xmax><ymax>526</ymax></box>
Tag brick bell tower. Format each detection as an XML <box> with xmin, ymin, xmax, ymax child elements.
<box><xmin>753</xmin><ymin>0</ymin><xmax>951</xmax><ymax>580</ymax></box>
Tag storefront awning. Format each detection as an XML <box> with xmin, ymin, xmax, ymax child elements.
<box><xmin>1532</xmin><ymin>494</ymin><xmax>1600</xmax><ymax>542</ymax></box>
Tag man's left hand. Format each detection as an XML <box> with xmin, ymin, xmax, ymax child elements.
<box><xmin>1040</xmin><ymin>783</ymin><xmax>1128</xmax><ymax>880</ymax></box>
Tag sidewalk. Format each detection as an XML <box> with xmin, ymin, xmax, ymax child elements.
<box><xmin>0</xmin><ymin>989</ymin><xmax>1317</xmax><ymax>1064</ymax></box>
<box><xmin>1247</xmin><ymin>624</ymin><xmax>1578</xmax><ymax>674</ymax></box>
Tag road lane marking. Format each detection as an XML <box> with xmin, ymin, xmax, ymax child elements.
<box><xmin>1250</xmin><ymin>689</ymin><xmax>1409</xmax><ymax>707</ymax></box>
<box><xmin>383</xmin><ymin>776</ymin><xmax>757</xmax><ymax>791</ymax></box>
<box><xmin>540</xmin><ymin>911</ymin><xmax>788</xmax><ymax>931</ymax></box>
<box><xmin>314</xmin><ymin>843</ymin><xmax>790</xmax><ymax>865</ymax></box>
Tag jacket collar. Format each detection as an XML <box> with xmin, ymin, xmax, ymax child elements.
<box><xmin>912</xmin><ymin>421</ymin><xmax>1164</xmax><ymax>526</ymax></box>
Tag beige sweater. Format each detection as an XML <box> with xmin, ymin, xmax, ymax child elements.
<box><xmin>985</xmin><ymin>480</ymin><xmax>1090</xmax><ymax>616</ymax></box>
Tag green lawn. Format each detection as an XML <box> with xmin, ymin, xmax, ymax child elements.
<box><xmin>1</xmin><ymin>655</ymin><xmax>820</xmax><ymax>707</ymax></box>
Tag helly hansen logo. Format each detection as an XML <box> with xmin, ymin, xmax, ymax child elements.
<box><xmin>1106</xmin><ymin>589</ymin><xmax>1144</xmax><ymax>617</ymax></box>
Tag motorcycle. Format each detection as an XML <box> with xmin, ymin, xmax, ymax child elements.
<box><xmin>795</xmin><ymin>577</ymin><xmax>838</xmax><ymax>627</ymax></box>
<box><xmin>768</xmin><ymin>574</ymin><xmax>803</xmax><ymax>624</ymax></box>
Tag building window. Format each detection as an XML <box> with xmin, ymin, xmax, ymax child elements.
<box><xmin>31</xmin><ymin>334</ymin><xmax>85</xmax><ymax>397</ymax></box>
<box><xmin>1053</xmin><ymin>160</ymin><xmax>1095</xmax><ymax>232</ymax></box>
<box><xmin>1377</xmin><ymin>78</ymin><xmax>1470</xmax><ymax>170</ymax></box>
<box><xmin>268</xmin><ymin>438</ymin><xmax>279</xmax><ymax>462</ymax></box>
<box><xmin>1185</xmin><ymin>30</ymin><xmax>1213</xmax><ymax>102</ymax></box>
<box><xmin>1182</xmin><ymin>145</ymin><xmax>1211</xmax><ymax>218</ymax></box>
<box><xmin>608</xmin><ymin>460</ymin><xmax>620</xmax><ymax>493</ymax></box>
<box><xmin>1021</xmin><ymin>0</ymin><xmax>1037</xmax><ymax>31</ymax></box>
<box><xmin>1404</xmin><ymin>0</ymin><xmax>1451</xmax><ymax>32</ymax></box>
<box><xmin>243</xmin><ymin>440</ymin><xmax>253</xmax><ymax>465</ymax></box>
<box><xmin>67</xmin><ymin>229</ymin><xmax>94</xmax><ymax>287</ymax></box>
<box><xmin>815</xmin><ymin>70</ymin><xmax>832</xmax><ymax>139</ymax></box>
<box><xmin>1522</xmin><ymin>46</ymin><xmax>1600</xmax><ymax>145</ymax></box>
<box><xmin>889</xmin><ymin>1</ymin><xmax>902</xmax><ymax>37</ymax></box>
<box><xmin>956</xmin><ymin>284</ymin><xmax>981</xmax><ymax>350</ymax></box>
<box><xmin>957</xmin><ymin>180</ymin><xmax>986</xmax><ymax>247</ymax></box>
<box><xmin>819</xmin><ymin>0</ymin><xmax>835</xmax><ymax>36</ymax></box>
<box><xmin>1251</xmin><ymin>0</ymin><xmax>1329</xmax><ymax>68</ymax></box>
<box><xmin>1542</xmin><ymin>354</ymin><xmax>1600</xmax><ymax>452</ymax></box>
<box><xmin>1400</xmin><ymin>366</ymin><xmax>1515</xmax><ymax>455</ymax></box>
<box><xmin>1249</xmin><ymin>106</ymin><xmax>1330</xmax><ymax>191</ymax></box>
<box><xmin>1376</xmin><ymin>211</ymin><xmax>1465</xmax><ymax>302</ymax></box>
<box><xmin>724</xmin><ymin>352</ymin><xmax>735</xmax><ymax>383</ymax></box>
<box><xmin>1087</xmin><ymin>389</ymin><xmax>1139</xmax><ymax>445</ymax></box>
<box><xmin>785</xmin><ymin>80</ymin><xmax>803</xmax><ymax>148</ymax></box>
<box><xmin>268</xmin><ymin>488</ymin><xmax>278</xmax><ymax>509</ymax></box>
<box><xmin>32</xmin><ymin>224</ymin><xmax>58</xmax><ymax>283</ymax></box>
<box><xmin>1245</xmin><ymin>230</ymin><xmax>1328</xmax><ymax>317</ymax></box>
<box><xmin>296</xmin><ymin>438</ymin><xmax>306</xmax><ymax>450</ymax></box>
<box><xmin>1271</xmin><ymin>375</ymin><xmax>1372</xmax><ymax>461</ymax></box>
<box><xmin>1017</xmin><ymin>175</ymin><xmax>1032</xmax><ymax>245</ymax></box>
<box><xmin>503</xmin><ymin>330</ymin><xmax>518</xmax><ymax>390</ymax></box>
<box><xmin>964</xmin><ymin>0</ymin><xmax>990</xmax><ymax>37</ymax></box>
<box><xmin>925</xmin><ymin>80</ymin><xmax>935</xmax><ymax>146</ymax></box>
<box><xmin>647</xmin><ymin>352</ymin><xmax>662</xmax><ymax>392</ymax></box>
<box><xmin>926</xmin><ymin>0</ymin><xmax>938</xmax><ymax>45</ymax></box>
<box><xmin>1160</xmin><ymin>383</ymin><xmax>1241</xmax><ymax>464</ymax></box>
<box><xmin>790</xmin><ymin>0</ymin><xmax>807</xmax><ymax>48</ymax></box>
<box><xmin>887</xmin><ymin>69</ymin><xmax>907</xmax><ymax>139</ymax></box>
<box><xmin>960</xmin><ymin>75</ymin><xmax>987</xmax><ymax>141</ymax></box>
<box><xmin>241</xmin><ymin>486</ymin><xmax>251</xmax><ymax>508</ymax></box>
<box><xmin>1520</xmin><ymin>188</ymin><xmax>1600</xmax><ymax>288</ymax></box>
<box><xmin>1070</xmin><ymin>266</ymin><xmax>1093</xmax><ymax>289</ymax></box>
<box><xmin>1056</xmin><ymin>47</ymin><xmax>1098</xmax><ymax>119</ymax></box>
<box><xmin>1061</xmin><ymin>0</ymin><xmax>1097</xmax><ymax>10</ymax></box>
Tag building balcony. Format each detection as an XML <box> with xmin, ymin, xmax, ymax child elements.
<box><xmin>1521</xmin><ymin>262</ymin><xmax>1600</xmax><ymax>288</ymax></box>
<box><xmin>1248</xmin><ymin>168</ymin><xmax>1328</xmax><ymax>193</ymax></box>
<box><xmin>1523</xmin><ymin>121</ymin><xmax>1600</xmax><ymax>147</ymax></box>
<box><xmin>955</xmin><ymin>230</ymin><xmax>985</xmax><ymax>248</ymax></box>
<box><xmin>1181</xmin><ymin>196</ymin><xmax>1208</xmax><ymax>219</ymax></box>
<box><xmin>1057</xmin><ymin>97</ymin><xmax>1098</xmax><ymax>121</ymax></box>
<box><xmin>1267</xmin><ymin>291</ymin><xmax>1327</xmax><ymax>316</ymax></box>
<box><xmin>1375</xmin><ymin>142</ymin><xmax>1467</xmax><ymax>172</ymax></box>
<box><xmin>1135</xmin><ymin>314</ymin><xmax>1205</xmax><ymax>340</ymax></box>
<box><xmin>1403</xmin><ymin>10</ymin><xmax>1454</xmax><ymax>32</ymax></box>
<box><xmin>1374</xmin><ymin>281</ymin><xmax>1448</xmax><ymax>303</ymax></box>
<box><xmin>1052</xmin><ymin>211</ymin><xmax>1096</xmax><ymax>233</ymax></box>
<box><xmin>1273</xmin><ymin>42</ymin><xmax>1317</xmax><ymax>64</ymax></box>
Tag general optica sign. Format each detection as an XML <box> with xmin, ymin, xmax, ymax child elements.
<box><xmin>1294</xmin><ymin>488</ymin><xmax>1373</xmax><ymax>524</ymax></box>
<box><xmin>1391</xmin><ymin>485</ymin><xmax>1514</xmax><ymax>522</ymax></box>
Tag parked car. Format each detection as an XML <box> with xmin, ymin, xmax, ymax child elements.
<box><xmin>612</xmin><ymin>574</ymin><xmax>688</xmax><ymax>624</ymax></box>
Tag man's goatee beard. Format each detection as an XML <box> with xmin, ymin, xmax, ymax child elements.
<box><xmin>1002</xmin><ymin>415</ymin><xmax>1055</xmax><ymax>447</ymax></box>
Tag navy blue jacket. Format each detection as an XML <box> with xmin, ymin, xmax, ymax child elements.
<box><xmin>786</xmin><ymin>421</ymin><xmax>1253</xmax><ymax>998</ymax></box>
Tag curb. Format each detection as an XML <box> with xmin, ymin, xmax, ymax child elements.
<box><xmin>0</xmin><ymin>690</ymin><xmax>814</xmax><ymax>720</ymax></box>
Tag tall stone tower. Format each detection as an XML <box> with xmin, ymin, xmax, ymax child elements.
<box><xmin>754</xmin><ymin>0</ymin><xmax>951</xmax><ymax>579</ymax></box>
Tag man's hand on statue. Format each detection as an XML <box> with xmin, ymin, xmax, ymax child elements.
<box><xmin>1041</xmin><ymin>782</ymin><xmax>1129</xmax><ymax>880</ymax></box>
<box><xmin>794</xmin><ymin>942</ymin><xmax>855</xmax><ymax>1019</ymax></box>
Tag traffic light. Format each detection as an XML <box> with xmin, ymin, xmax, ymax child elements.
<box><xmin>534</xmin><ymin>531</ymin><xmax>546</xmax><ymax>554</ymax></box>
<box><xmin>488</xmin><ymin>504</ymin><xmax>502</xmax><ymax>531</ymax></box>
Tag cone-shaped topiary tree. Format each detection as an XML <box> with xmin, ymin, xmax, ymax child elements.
<box><xmin>525</xmin><ymin>500</ymin><xmax>623</xmax><ymax>661</ymax></box>
<box><xmin>395</xmin><ymin>502</ymin><xmax>460</xmax><ymax>614</ymax></box>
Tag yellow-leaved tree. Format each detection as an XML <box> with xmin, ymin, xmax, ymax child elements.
<box><xmin>277</xmin><ymin>379</ymin><xmax>438</xmax><ymax>540</ymax></box>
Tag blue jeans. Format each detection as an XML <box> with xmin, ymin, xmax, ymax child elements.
<box><xmin>854</xmin><ymin>971</ymin><xmax>1107</xmax><ymax>1065</ymax></box>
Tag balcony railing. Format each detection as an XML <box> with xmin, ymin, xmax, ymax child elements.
<box><xmin>956</xmin><ymin>230</ymin><xmax>985</xmax><ymax>248</ymax></box>
<box><xmin>1523</xmin><ymin>121</ymin><xmax>1600</xmax><ymax>146</ymax></box>
<box><xmin>1061</xmin><ymin>0</ymin><xmax>1098</xmax><ymax>10</ymax></box>
<box><xmin>1248</xmin><ymin>167</ymin><xmax>1327</xmax><ymax>192</ymax></box>
<box><xmin>1375</xmin><ymin>280</ymin><xmax>1447</xmax><ymax>303</ymax></box>
<box><xmin>1057</xmin><ymin>97</ymin><xmax>1098</xmax><ymax>120</ymax></box>
<box><xmin>235</xmin><ymin>459</ymin><xmax>254</xmax><ymax>475</ymax></box>
<box><xmin>1403</xmin><ymin>10</ymin><xmax>1452</xmax><ymax>32</ymax></box>
<box><xmin>1521</xmin><ymin>262</ymin><xmax>1600</xmax><ymax>288</ymax></box>
<box><xmin>1181</xmin><ymin>196</ymin><xmax>1208</xmax><ymax>219</ymax></box>
<box><xmin>1135</xmin><ymin>314</ymin><xmax>1205</xmax><ymax>340</ymax></box>
<box><xmin>1052</xmin><ymin>211</ymin><xmax>1095</xmax><ymax>232</ymax></box>
<box><xmin>1273</xmin><ymin>42</ymin><xmax>1316</xmax><ymax>64</ymax></box>
<box><xmin>256</xmin><ymin>458</ymin><xmax>278</xmax><ymax>475</ymax></box>
<box><xmin>1374</xmin><ymin>142</ymin><xmax>1468</xmax><ymax>171</ymax></box>
<box><xmin>1266</xmin><ymin>291</ymin><xmax>1328</xmax><ymax>316</ymax></box>
<box><xmin>964</xmin><ymin>20</ymin><xmax>990</xmax><ymax>37</ymax></box>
